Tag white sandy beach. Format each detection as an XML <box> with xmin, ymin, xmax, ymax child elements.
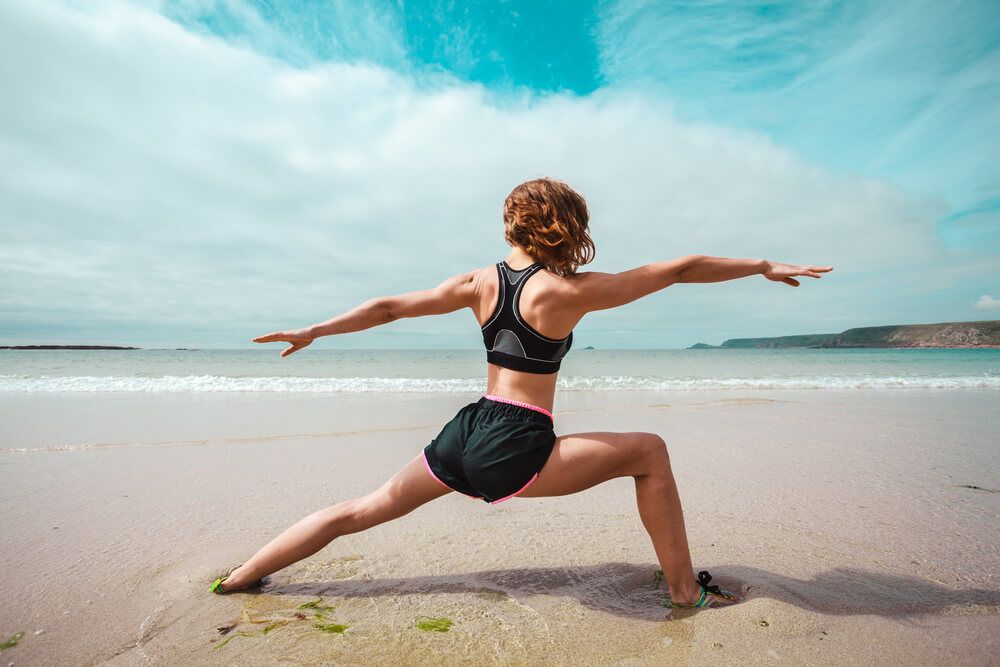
<box><xmin>1</xmin><ymin>389</ymin><xmax>998</xmax><ymax>665</ymax></box>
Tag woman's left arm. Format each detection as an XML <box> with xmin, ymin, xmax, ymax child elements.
<box><xmin>679</xmin><ymin>256</ymin><xmax>832</xmax><ymax>286</ymax></box>
<box><xmin>252</xmin><ymin>271</ymin><xmax>478</xmax><ymax>356</ymax></box>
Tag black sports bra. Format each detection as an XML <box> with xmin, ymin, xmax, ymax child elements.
<box><xmin>481</xmin><ymin>261</ymin><xmax>573</xmax><ymax>374</ymax></box>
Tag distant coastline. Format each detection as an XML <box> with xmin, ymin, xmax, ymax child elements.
<box><xmin>0</xmin><ymin>345</ymin><xmax>140</xmax><ymax>350</ymax></box>
<box><xmin>689</xmin><ymin>319</ymin><xmax>1000</xmax><ymax>349</ymax></box>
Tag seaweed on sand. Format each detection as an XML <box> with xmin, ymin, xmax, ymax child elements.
<box><xmin>313</xmin><ymin>622</ymin><xmax>348</xmax><ymax>634</ymax></box>
<box><xmin>212</xmin><ymin>597</ymin><xmax>350</xmax><ymax>649</ymax></box>
<box><xmin>212</xmin><ymin>621</ymin><xmax>289</xmax><ymax>649</ymax></box>
<box><xmin>415</xmin><ymin>617</ymin><xmax>453</xmax><ymax>632</ymax></box>
<box><xmin>297</xmin><ymin>598</ymin><xmax>336</xmax><ymax>614</ymax></box>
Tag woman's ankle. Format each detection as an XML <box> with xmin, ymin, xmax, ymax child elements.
<box><xmin>668</xmin><ymin>579</ymin><xmax>702</xmax><ymax>606</ymax></box>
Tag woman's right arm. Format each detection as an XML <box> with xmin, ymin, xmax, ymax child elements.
<box><xmin>565</xmin><ymin>255</ymin><xmax>832</xmax><ymax>314</ymax></box>
<box><xmin>251</xmin><ymin>270</ymin><xmax>479</xmax><ymax>357</ymax></box>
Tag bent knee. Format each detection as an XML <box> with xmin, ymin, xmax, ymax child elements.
<box><xmin>632</xmin><ymin>432</ymin><xmax>670</xmax><ymax>470</ymax></box>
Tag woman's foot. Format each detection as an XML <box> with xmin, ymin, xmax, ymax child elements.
<box><xmin>209</xmin><ymin>565</ymin><xmax>265</xmax><ymax>594</ymax></box>
<box><xmin>669</xmin><ymin>571</ymin><xmax>741</xmax><ymax>609</ymax></box>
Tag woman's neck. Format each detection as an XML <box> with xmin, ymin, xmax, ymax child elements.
<box><xmin>505</xmin><ymin>249</ymin><xmax>538</xmax><ymax>269</ymax></box>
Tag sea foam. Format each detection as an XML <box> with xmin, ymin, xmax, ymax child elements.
<box><xmin>0</xmin><ymin>374</ymin><xmax>997</xmax><ymax>392</ymax></box>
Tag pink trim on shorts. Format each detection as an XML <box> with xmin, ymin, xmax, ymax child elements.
<box><xmin>421</xmin><ymin>450</ymin><xmax>455</xmax><ymax>491</ymax></box>
<box><xmin>489</xmin><ymin>472</ymin><xmax>540</xmax><ymax>504</ymax></box>
<box><xmin>422</xmin><ymin>450</ymin><xmax>481</xmax><ymax>500</ymax></box>
<box><xmin>483</xmin><ymin>394</ymin><xmax>553</xmax><ymax>419</ymax></box>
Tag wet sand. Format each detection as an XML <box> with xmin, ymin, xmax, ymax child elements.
<box><xmin>1</xmin><ymin>389</ymin><xmax>998</xmax><ymax>665</ymax></box>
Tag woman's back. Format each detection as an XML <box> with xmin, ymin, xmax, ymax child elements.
<box><xmin>473</xmin><ymin>255</ymin><xmax>583</xmax><ymax>412</ymax></box>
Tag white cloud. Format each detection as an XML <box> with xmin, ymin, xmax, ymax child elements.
<box><xmin>975</xmin><ymin>295</ymin><xmax>1000</xmax><ymax>310</ymax></box>
<box><xmin>0</xmin><ymin>0</ymin><xmax>992</xmax><ymax>347</ymax></box>
<box><xmin>595</xmin><ymin>0</ymin><xmax>1000</xmax><ymax>223</ymax></box>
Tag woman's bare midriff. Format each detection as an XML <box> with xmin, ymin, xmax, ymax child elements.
<box><xmin>485</xmin><ymin>363</ymin><xmax>558</xmax><ymax>413</ymax></box>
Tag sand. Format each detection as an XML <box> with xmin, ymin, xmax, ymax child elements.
<box><xmin>1</xmin><ymin>389</ymin><xmax>998</xmax><ymax>665</ymax></box>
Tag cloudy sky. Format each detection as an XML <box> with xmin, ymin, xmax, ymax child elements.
<box><xmin>2</xmin><ymin>0</ymin><xmax>998</xmax><ymax>349</ymax></box>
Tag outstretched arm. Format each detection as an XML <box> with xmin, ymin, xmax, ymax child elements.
<box><xmin>252</xmin><ymin>271</ymin><xmax>478</xmax><ymax>357</ymax></box>
<box><xmin>566</xmin><ymin>255</ymin><xmax>832</xmax><ymax>314</ymax></box>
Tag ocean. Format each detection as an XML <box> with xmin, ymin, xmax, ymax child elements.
<box><xmin>2</xmin><ymin>347</ymin><xmax>998</xmax><ymax>392</ymax></box>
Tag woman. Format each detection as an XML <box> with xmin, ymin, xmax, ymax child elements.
<box><xmin>212</xmin><ymin>177</ymin><xmax>832</xmax><ymax>609</ymax></box>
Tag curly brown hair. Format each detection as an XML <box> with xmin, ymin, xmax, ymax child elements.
<box><xmin>503</xmin><ymin>177</ymin><xmax>595</xmax><ymax>276</ymax></box>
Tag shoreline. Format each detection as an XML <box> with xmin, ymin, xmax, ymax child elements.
<box><xmin>2</xmin><ymin>386</ymin><xmax>998</xmax><ymax>453</ymax></box>
<box><xmin>5</xmin><ymin>345</ymin><xmax>1000</xmax><ymax>350</ymax></box>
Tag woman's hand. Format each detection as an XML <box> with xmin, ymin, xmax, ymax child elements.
<box><xmin>251</xmin><ymin>328</ymin><xmax>315</xmax><ymax>357</ymax></box>
<box><xmin>762</xmin><ymin>261</ymin><xmax>833</xmax><ymax>287</ymax></box>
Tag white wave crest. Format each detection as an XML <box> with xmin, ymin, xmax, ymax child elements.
<box><xmin>0</xmin><ymin>374</ymin><xmax>998</xmax><ymax>392</ymax></box>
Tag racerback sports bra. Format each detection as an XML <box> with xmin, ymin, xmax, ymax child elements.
<box><xmin>481</xmin><ymin>260</ymin><xmax>573</xmax><ymax>374</ymax></box>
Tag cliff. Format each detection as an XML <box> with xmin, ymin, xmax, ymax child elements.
<box><xmin>689</xmin><ymin>320</ymin><xmax>1000</xmax><ymax>349</ymax></box>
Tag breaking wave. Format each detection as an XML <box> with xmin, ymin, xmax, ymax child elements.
<box><xmin>1</xmin><ymin>374</ymin><xmax>998</xmax><ymax>392</ymax></box>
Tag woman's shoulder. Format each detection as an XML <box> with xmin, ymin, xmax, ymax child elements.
<box><xmin>536</xmin><ymin>265</ymin><xmax>599</xmax><ymax>291</ymax></box>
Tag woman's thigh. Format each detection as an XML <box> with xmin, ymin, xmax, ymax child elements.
<box><xmin>515</xmin><ymin>431</ymin><xmax>660</xmax><ymax>498</ymax></box>
<box><xmin>345</xmin><ymin>454</ymin><xmax>454</xmax><ymax>533</ymax></box>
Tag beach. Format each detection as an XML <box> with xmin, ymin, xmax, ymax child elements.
<box><xmin>2</xmin><ymin>374</ymin><xmax>998</xmax><ymax>665</ymax></box>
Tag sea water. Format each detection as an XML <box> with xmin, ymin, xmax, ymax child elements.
<box><xmin>1</xmin><ymin>348</ymin><xmax>998</xmax><ymax>392</ymax></box>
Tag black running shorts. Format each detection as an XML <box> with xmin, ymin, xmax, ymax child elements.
<box><xmin>422</xmin><ymin>395</ymin><xmax>556</xmax><ymax>503</ymax></box>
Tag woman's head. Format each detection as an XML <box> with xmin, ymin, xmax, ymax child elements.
<box><xmin>503</xmin><ymin>177</ymin><xmax>595</xmax><ymax>276</ymax></box>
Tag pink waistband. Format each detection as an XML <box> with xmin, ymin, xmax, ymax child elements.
<box><xmin>483</xmin><ymin>394</ymin><xmax>553</xmax><ymax>419</ymax></box>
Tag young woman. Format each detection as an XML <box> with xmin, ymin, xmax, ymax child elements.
<box><xmin>213</xmin><ymin>177</ymin><xmax>832</xmax><ymax>609</ymax></box>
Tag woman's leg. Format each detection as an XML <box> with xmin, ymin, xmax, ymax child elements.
<box><xmin>516</xmin><ymin>431</ymin><xmax>703</xmax><ymax>605</ymax></box>
<box><xmin>220</xmin><ymin>453</ymin><xmax>452</xmax><ymax>591</ymax></box>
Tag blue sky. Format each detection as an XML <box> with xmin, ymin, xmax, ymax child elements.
<box><xmin>1</xmin><ymin>0</ymin><xmax>998</xmax><ymax>349</ymax></box>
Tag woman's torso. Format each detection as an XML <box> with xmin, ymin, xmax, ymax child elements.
<box><xmin>473</xmin><ymin>261</ymin><xmax>582</xmax><ymax>413</ymax></box>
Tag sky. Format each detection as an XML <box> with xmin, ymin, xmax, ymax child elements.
<box><xmin>1</xmin><ymin>0</ymin><xmax>998</xmax><ymax>349</ymax></box>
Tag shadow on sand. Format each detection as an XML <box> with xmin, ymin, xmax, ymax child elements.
<box><xmin>238</xmin><ymin>562</ymin><xmax>1000</xmax><ymax>621</ymax></box>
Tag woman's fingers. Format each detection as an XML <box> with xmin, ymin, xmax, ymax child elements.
<box><xmin>253</xmin><ymin>332</ymin><xmax>312</xmax><ymax>359</ymax></box>
<box><xmin>765</xmin><ymin>262</ymin><xmax>831</xmax><ymax>285</ymax></box>
<box><xmin>253</xmin><ymin>331</ymin><xmax>307</xmax><ymax>343</ymax></box>
<box><xmin>798</xmin><ymin>265</ymin><xmax>833</xmax><ymax>278</ymax></box>
<box><xmin>281</xmin><ymin>341</ymin><xmax>310</xmax><ymax>357</ymax></box>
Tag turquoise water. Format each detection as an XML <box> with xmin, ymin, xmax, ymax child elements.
<box><xmin>1</xmin><ymin>348</ymin><xmax>998</xmax><ymax>391</ymax></box>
